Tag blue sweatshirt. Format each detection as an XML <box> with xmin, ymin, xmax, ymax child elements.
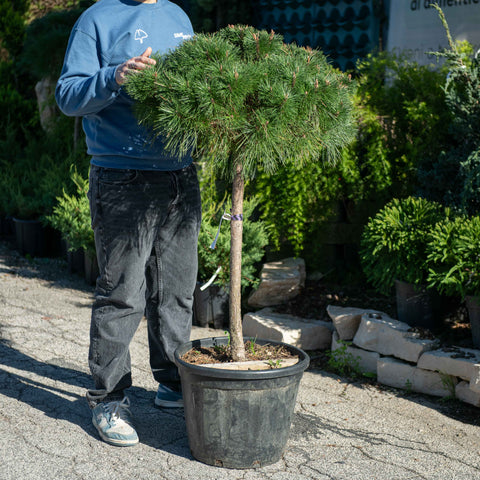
<box><xmin>56</xmin><ymin>0</ymin><xmax>194</xmax><ymax>171</ymax></box>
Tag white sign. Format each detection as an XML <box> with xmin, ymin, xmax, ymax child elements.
<box><xmin>386</xmin><ymin>0</ymin><xmax>480</xmax><ymax>64</ymax></box>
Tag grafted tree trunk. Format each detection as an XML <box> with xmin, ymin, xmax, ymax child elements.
<box><xmin>229</xmin><ymin>162</ymin><xmax>246</xmax><ymax>362</ymax></box>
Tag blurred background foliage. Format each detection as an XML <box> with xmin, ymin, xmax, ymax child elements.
<box><xmin>1</xmin><ymin>0</ymin><xmax>479</xmax><ymax>291</ymax></box>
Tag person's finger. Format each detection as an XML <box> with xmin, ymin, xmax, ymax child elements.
<box><xmin>142</xmin><ymin>46</ymin><xmax>153</xmax><ymax>57</ymax></box>
<box><xmin>140</xmin><ymin>47</ymin><xmax>156</xmax><ymax>65</ymax></box>
<box><xmin>129</xmin><ymin>60</ymin><xmax>150</xmax><ymax>71</ymax></box>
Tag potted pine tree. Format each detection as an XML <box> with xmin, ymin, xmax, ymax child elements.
<box><xmin>126</xmin><ymin>25</ymin><xmax>356</xmax><ymax>468</ymax></box>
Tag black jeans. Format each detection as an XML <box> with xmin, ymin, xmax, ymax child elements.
<box><xmin>86</xmin><ymin>164</ymin><xmax>201</xmax><ymax>407</ymax></box>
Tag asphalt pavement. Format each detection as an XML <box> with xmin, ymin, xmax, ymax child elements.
<box><xmin>1</xmin><ymin>239</ymin><xmax>480</xmax><ymax>480</ymax></box>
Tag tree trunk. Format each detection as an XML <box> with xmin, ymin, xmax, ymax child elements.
<box><xmin>229</xmin><ymin>162</ymin><xmax>246</xmax><ymax>362</ymax></box>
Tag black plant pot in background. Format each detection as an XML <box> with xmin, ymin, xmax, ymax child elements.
<box><xmin>13</xmin><ymin>218</ymin><xmax>62</xmax><ymax>257</ymax></box>
<box><xmin>84</xmin><ymin>250</ymin><xmax>99</xmax><ymax>286</ymax></box>
<box><xmin>193</xmin><ymin>283</ymin><xmax>229</xmax><ymax>328</ymax></box>
<box><xmin>395</xmin><ymin>279</ymin><xmax>439</xmax><ymax>330</ymax></box>
<box><xmin>67</xmin><ymin>248</ymin><xmax>85</xmax><ymax>275</ymax></box>
<box><xmin>465</xmin><ymin>296</ymin><xmax>480</xmax><ymax>348</ymax></box>
<box><xmin>174</xmin><ymin>337</ymin><xmax>310</xmax><ymax>469</ymax></box>
<box><xmin>0</xmin><ymin>216</ymin><xmax>14</xmax><ymax>237</ymax></box>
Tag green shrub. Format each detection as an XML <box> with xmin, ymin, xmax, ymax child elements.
<box><xmin>46</xmin><ymin>169</ymin><xmax>95</xmax><ymax>255</ymax></box>
<box><xmin>0</xmin><ymin>60</ymin><xmax>39</xmax><ymax>145</ymax></box>
<box><xmin>426</xmin><ymin>214</ymin><xmax>480</xmax><ymax>298</ymax></box>
<box><xmin>20</xmin><ymin>1</ymin><xmax>95</xmax><ymax>80</ymax></box>
<box><xmin>0</xmin><ymin>0</ymin><xmax>29</xmax><ymax>58</ymax></box>
<box><xmin>252</xmin><ymin>49</ymin><xmax>450</xmax><ymax>267</ymax></box>
<box><xmin>356</xmin><ymin>50</ymin><xmax>452</xmax><ymax>200</ymax></box>
<box><xmin>360</xmin><ymin>196</ymin><xmax>446</xmax><ymax>294</ymax></box>
<box><xmin>0</xmin><ymin>122</ymin><xmax>89</xmax><ymax>219</ymax></box>
<box><xmin>254</xmin><ymin>160</ymin><xmax>341</xmax><ymax>258</ymax></box>
<box><xmin>338</xmin><ymin>107</ymin><xmax>392</xmax><ymax>205</ymax></box>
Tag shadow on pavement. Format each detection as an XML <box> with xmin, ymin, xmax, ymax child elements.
<box><xmin>0</xmin><ymin>339</ymin><xmax>93</xmax><ymax>436</ymax></box>
<box><xmin>0</xmin><ymin>240</ymin><xmax>94</xmax><ymax>294</ymax></box>
<box><xmin>0</xmin><ymin>339</ymin><xmax>193</xmax><ymax>456</ymax></box>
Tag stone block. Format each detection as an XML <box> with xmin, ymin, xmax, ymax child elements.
<box><xmin>327</xmin><ymin>305</ymin><xmax>385</xmax><ymax>341</ymax></box>
<box><xmin>331</xmin><ymin>331</ymin><xmax>379</xmax><ymax>375</ymax></box>
<box><xmin>353</xmin><ymin>313</ymin><xmax>439</xmax><ymax>363</ymax></box>
<box><xmin>377</xmin><ymin>357</ymin><xmax>456</xmax><ymax>397</ymax></box>
<box><xmin>377</xmin><ymin>357</ymin><xmax>416</xmax><ymax>391</ymax></box>
<box><xmin>469</xmin><ymin>364</ymin><xmax>480</xmax><ymax>393</ymax></box>
<box><xmin>456</xmin><ymin>381</ymin><xmax>480</xmax><ymax>407</ymax></box>
<box><xmin>417</xmin><ymin>347</ymin><xmax>480</xmax><ymax>381</ymax></box>
<box><xmin>35</xmin><ymin>77</ymin><xmax>56</xmax><ymax>132</ymax></box>
<box><xmin>247</xmin><ymin>258</ymin><xmax>306</xmax><ymax>308</ymax></box>
<box><xmin>242</xmin><ymin>308</ymin><xmax>332</xmax><ymax>350</ymax></box>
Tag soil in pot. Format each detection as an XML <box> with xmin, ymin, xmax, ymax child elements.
<box><xmin>182</xmin><ymin>340</ymin><xmax>298</xmax><ymax>368</ymax></box>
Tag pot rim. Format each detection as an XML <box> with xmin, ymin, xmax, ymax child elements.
<box><xmin>174</xmin><ymin>336</ymin><xmax>310</xmax><ymax>380</ymax></box>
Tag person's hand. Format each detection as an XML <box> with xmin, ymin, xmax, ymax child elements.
<box><xmin>115</xmin><ymin>47</ymin><xmax>156</xmax><ymax>85</ymax></box>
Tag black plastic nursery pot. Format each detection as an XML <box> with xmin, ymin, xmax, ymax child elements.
<box><xmin>13</xmin><ymin>218</ymin><xmax>62</xmax><ymax>257</ymax></box>
<box><xmin>193</xmin><ymin>283</ymin><xmax>228</xmax><ymax>329</ymax></box>
<box><xmin>174</xmin><ymin>337</ymin><xmax>310</xmax><ymax>469</ymax></box>
<box><xmin>395</xmin><ymin>279</ymin><xmax>439</xmax><ymax>330</ymax></box>
<box><xmin>465</xmin><ymin>296</ymin><xmax>480</xmax><ymax>348</ymax></box>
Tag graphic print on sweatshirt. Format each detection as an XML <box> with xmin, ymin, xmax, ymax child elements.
<box><xmin>133</xmin><ymin>28</ymin><xmax>190</xmax><ymax>45</ymax></box>
<box><xmin>134</xmin><ymin>29</ymin><xmax>148</xmax><ymax>44</ymax></box>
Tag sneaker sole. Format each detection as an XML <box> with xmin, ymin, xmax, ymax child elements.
<box><xmin>92</xmin><ymin>418</ymin><xmax>139</xmax><ymax>447</ymax></box>
<box><xmin>154</xmin><ymin>397</ymin><xmax>184</xmax><ymax>408</ymax></box>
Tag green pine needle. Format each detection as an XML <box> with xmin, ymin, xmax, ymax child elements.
<box><xmin>125</xmin><ymin>25</ymin><xmax>357</xmax><ymax>180</ymax></box>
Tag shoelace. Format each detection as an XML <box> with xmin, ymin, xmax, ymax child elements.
<box><xmin>105</xmin><ymin>397</ymin><xmax>133</xmax><ymax>424</ymax></box>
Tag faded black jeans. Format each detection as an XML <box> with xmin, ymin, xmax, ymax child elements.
<box><xmin>86</xmin><ymin>164</ymin><xmax>201</xmax><ymax>407</ymax></box>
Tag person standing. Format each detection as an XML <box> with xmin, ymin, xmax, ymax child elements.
<box><xmin>56</xmin><ymin>0</ymin><xmax>201</xmax><ymax>447</ymax></box>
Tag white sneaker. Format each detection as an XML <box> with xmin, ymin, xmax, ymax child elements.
<box><xmin>92</xmin><ymin>397</ymin><xmax>139</xmax><ymax>446</ymax></box>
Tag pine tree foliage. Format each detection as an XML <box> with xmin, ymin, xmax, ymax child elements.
<box><xmin>125</xmin><ymin>25</ymin><xmax>357</xmax><ymax>181</ymax></box>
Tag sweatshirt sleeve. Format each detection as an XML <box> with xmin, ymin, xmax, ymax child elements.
<box><xmin>56</xmin><ymin>28</ymin><xmax>122</xmax><ymax>117</ymax></box>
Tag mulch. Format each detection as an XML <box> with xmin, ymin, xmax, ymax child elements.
<box><xmin>182</xmin><ymin>340</ymin><xmax>297</xmax><ymax>365</ymax></box>
<box><xmin>273</xmin><ymin>278</ymin><xmax>474</xmax><ymax>349</ymax></box>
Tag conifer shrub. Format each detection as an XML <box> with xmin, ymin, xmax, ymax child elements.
<box><xmin>426</xmin><ymin>214</ymin><xmax>480</xmax><ymax>298</ymax></box>
<box><xmin>252</xmin><ymin>47</ymin><xmax>451</xmax><ymax>268</ymax></box>
<box><xmin>46</xmin><ymin>169</ymin><xmax>95</xmax><ymax>255</ymax></box>
<box><xmin>360</xmin><ymin>196</ymin><xmax>446</xmax><ymax>294</ymax></box>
